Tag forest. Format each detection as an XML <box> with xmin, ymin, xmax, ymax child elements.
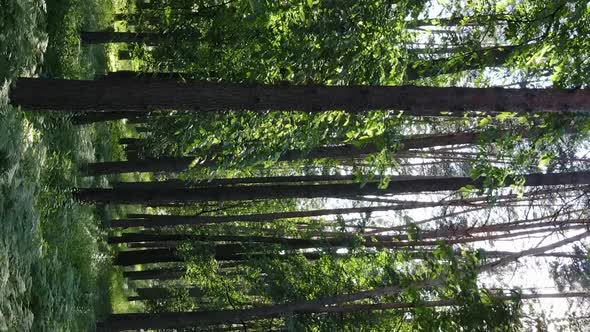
<box><xmin>1</xmin><ymin>0</ymin><xmax>590</xmax><ymax>331</ymax></box>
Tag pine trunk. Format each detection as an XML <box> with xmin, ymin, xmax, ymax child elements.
<box><xmin>99</xmin><ymin>233</ymin><xmax>590</xmax><ymax>330</ymax></box>
<box><xmin>80</xmin><ymin>31</ymin><xmax>163</xmax><ymax>45</ymax></box>
<box><xmin>84</xmin><ymin>131</ymin><xmax>490</xmax><ymax>175</ymax></box>
<box><xmin>11</xmin><ymin>77</ymin><xmax>590</xmax><ymax>114</ymax></box>
<box><xmin>123</xmin><ymin>268</ymin><xmax>184</xmax><ymax>281</ymax></box>
<box><xmin>76</xmin><ymin>171</ymin><xmax>590</xmax><ymax>205</ymax></box>
<box><xmin>112</xmin><ymin>204</ymin><xmax>445</xmax><ymax>228</ymax></box>
<box><xmin>128</xmin><ymin>287</ymin><xmax>204</xmax><ymax>301</ymax></box>
<box><xmin>71</xmin><ymin>111</ymin><xmax>145</xmax><ymax>125</ymax></box>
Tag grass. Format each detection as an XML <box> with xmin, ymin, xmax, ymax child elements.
<box><xmin>1</xmin><ymin>0</ymin><xmax>135</xmax><ymax>330</ymax></box>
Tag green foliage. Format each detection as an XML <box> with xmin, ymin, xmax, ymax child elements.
<box><xmin>469</xmin><ymin>113</ymin><xmax>590</xmax><ymax>194</ymax></box>
<box><xmin>42</xmin><ymin>0</ymin><xmax>114</xmax><ymax>79</ymax></box>
<box><xmin>0</xmin><ymin>102</ymin><xmax>118</xmax><ymax>331</ymax></box>
<box><xmin>1</xmin><ymin>1</ymin><xmax>126</xmax><ymax>329</ymax></box>
<box><xmin>141</xmin><ymin>0</ymin><xmax>424</xmax><ymax>85</ymax></box>
<box><xmin>0</xmin><ymin>0</ymin><xmax>46</xmax><ymax>83</ymax></box>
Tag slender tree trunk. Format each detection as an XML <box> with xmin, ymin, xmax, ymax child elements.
<box><xmin>405</xmin><ymin>14</ymin><xmax>509</xmax><ymax>29</ymax></box>
<box><xmin>80</xmin><ymin>31</ymin><xmax>163</xmax><ymax>45</ymax></box>
<box><xmin>83</xmin><ymin>131</ymin><xmax>489</xmax><ymax>175</ymax></box>
<box><xmin>114</xmin><ymin>246</ymin><xmax>324</xmax><ymax>266</ymax></box>
<box><xmin>112</xmin><ymin>224</ymin><xmax>587</xmax><ymax>262</ymax></box>
<box><xmin>113</xmin><ymin>13</ymin><xmax>128</xmax><ymax>21</ymax></box>
<box><xmin>71</xmin><ymin>111</ymin><xmax>146</xmax><ymax>125</ymax></box>
<box><xmin>128</xmin><ymin>287</ymin><xmax>204</xmax><ymax>301</ymax></box>
<box><xmin>111</xmin><ymin>203</ymin><xmax>455</xmax><ymax>228</ymax></box>
<box><xmin>98</xmin><ymin>290</ymin><xmax>590</xmax><ymax>330</ymax></box>
<box><xmin>75</xmin><ymin>171</ymin><xmax>590</xmax><ymax>205</ymax></box>
<box><xmin>113</xmin><ymin>174</ymin><xmax>359</xmax><ymax>190</ymax></box>
<box><xmin>405</xmin><ymin>46</ymin><xmax>519</xmax><ymax>80</ymax></box>
<box><xmin>482</xmin><ymin>250</ymin><xmax>588</xmax><ymax>260</ymax></box>
<box><xmin>82</xmin><ymin>156</ymin><xmax>194</xmax><ymax>175</ymax></box>
<box><xmin>10</xmin><ymin>77</ymin><xmax>590</xmax><ymax>114</ymax></box>
<box><xmin>110</xmin><ymin>218</ymin><xmax>590</xmax><ymax>245</ymax></box>
<box><xmin>291</xmin><ymin>291</ymin><xmax>590</xmax><ymax>314</ymax></box>
<box><xmin>118</xmin><ymin>50</ymin><xmax>131</xmax><ymax>60</ymax></box>
<box><xmin>99</xmin><ymin>233</ymin><xmax>589</xmax><ymax>330</ymax></box>
<box><xmin>123</xmin><ymin>268</ymin><xmax>184</xmax><ymax>281</ymax></box>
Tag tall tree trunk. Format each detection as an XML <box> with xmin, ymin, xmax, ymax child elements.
<box><xmin>82</xmin><ymin>156</ymin><xmax>194</xmax><ymax>175</ymax></box>
<box><xmin>128</xmin><ymin>287</ymin><xmax>204</xmax><ymax>301</ymax></box>
<box><xmin>113</xmin><ymin>174</ymin><xmax>360</xmax><ymax>190</ymax></box>
<box><xmin>75</xmin><ymin>171</ymin><xmax>590</xmax><ymax>205</ymax></box>
<box><xmin>10</xmin><ymin>77</ymin><xmax>590</xmax><ymax>114</ymax></box>
<box><xmin>84</xmin><ymin>130</ymin><xmax>496</xmax><ymax>175</ymax></box>
<box><xmin>405</xmin><ymin>14</ymin><xmax>509</xmax><ymax>29</ymax></box>
<box><xmin>98</xmin><ymin>291</ymin><xmax>590</xmax><ymax>330</ymax></box>
<box><xmin>113</xmin><ymin>225</ymin><xmax>585</xmax><ymax>264</ymax></box>
<box><xmin>123</xmin><ymin>268</ymin><xmax>184</xmax><ymax>281</ymax></box>
<box><xmin>117</xmin><ymin>50</ymin><xmax>132</xmax><ymax>60</ymax></box>
<box><xmin>80</xmin><ymin>31</ymin><xmax>163</xmax><ymax>45</ymax></box>
<box><xmin>99</xmin><ymin>233</ymin><xmax>588</xmax><ymax>330</ymax></box>
<box><xmin>71</xmin><ymin>111</ymin><xmax>146</xmax><ymax>125</ymax></box>
<box><xmin>111</xmin><ymin>203</ymin><xmax>461</xmax><ymax>228</ymax></box>
<box><xmin>405</xmin><ymin>46</ymin><xmax>519</xmax><ymax>80</ymax></box>
<box><xmin>109</xmin><ymin>218</ymin><xmax>590</xmax><ymax>245</ymax></box>
<box><xmin>114</xmin><ymin>246</ymin><xmax>324</xmax><ymax>266</ymax></box>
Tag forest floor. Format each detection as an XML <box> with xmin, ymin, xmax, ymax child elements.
<box><xmin>1</xmin><ymin>0</ymin><xmax>135</xmax><ymax>330</ymax></box>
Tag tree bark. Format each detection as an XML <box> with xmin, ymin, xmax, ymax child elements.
<box><xmin>114</xmin><ymin>246</ymin><xmax>324</xmax><ymax>266</ymax></box>
<box><xmin>109</xmin><ymin>218</ymin><xmax>590</xmax><ymax>245</ymax></box>
<box><xmin>112</xmin><ymin>225</ymin><xmax>586</xmax><ymax>264</ymax></box>
<box><xmin>83</xmin><ymin>130</ymin><xmax>491</xmax><ymax>175</ymax></box>
<box><xmin>405</xmin><ymin>14</ymin><xmax>509</xmax><ymax>29</ymax></box>
<box><xmin>111</xmin><ymin>203</ymin><xmax>455</xmax><ymax>228</ymax></box>
<box><xmin>98</xmin><ymin>290</ymin><xmax>590</xmax><ymax>330</ymax></box>
<box><xmin>406</xmin><ymin>46</ymin><xmax>519</xmax><ymax>80</ymax></box>
<box><xmin>10</xmin><ymin>78</ymin><xmax>590</xmax><ymax>114</ymax></box>
<box><xmin>71</xmin><ymin>111</ymin><xmax>146</xmax><ymax>125</ymax></box>
<box><xmin>128</xmin><ymin>287</ymin><xmax>204</xmax><ymax>301</ymax></box>
<box><xmin>100</xmin><ymin>233</ymin><xmax>589</xmax><ymax>330</ymax></box>
<box><xmin>123</xmin><ymin>268</ymin><xmax>184</xmax><ymax>280</ymax></box>
<box><xmin>76</xmin><ymin>171</ymin><xmax>590</xmax><ymax>205</ymax></box>
<box><xmin>82</xmin><ymin>156</ymin><xmax>194</xmax><ymax>175</ymax></box>
<box><xmin>113</xmin><ymin>174</ymin><xmax>359</xmax><ymax>190</ymax></box>
<box><xmin>118</xmin><ymin>50</ymin><xmax>132</xmax><ymax>60</ymax></box>
<box><xmin>80</xmin><ymin>31</ymin><xmax>163</xmax><ymax>45</ymax></box>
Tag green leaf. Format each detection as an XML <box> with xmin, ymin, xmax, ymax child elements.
<box><xmin>496</xmin><ymin>112</ymin><xmax>516</xmax><ymax>122</ymax></box>
<box><xmin>478</xmin><ymin>116</ymin><xmax>492</xmax><ymax>128</ymax></box>
<box><xmin>458</xmin><ymin>185</ymin><xmax>476</xmax><ymax>194</ymax></box>
<box><xmin>538</xmin><ymin>153</ymin><xmax>552</xmax><ymax>168</ymax></box>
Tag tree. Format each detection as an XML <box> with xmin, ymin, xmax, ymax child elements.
<box><xmin>75</xmin><ymin>171</ymin><xmax>590</xmax><ymax>204</ymax></box>
<box><xmin>84</xmin><ymin>130</ymin><xmax>508</xmax><ymax>175</ymax></box>
<box><xmin>10</xmin><ymin>78</ymin><xmax>590</xmax><ymax>114</ymax></box>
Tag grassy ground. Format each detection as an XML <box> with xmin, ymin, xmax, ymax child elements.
<box><xmin>1</xmin><ymin>0</ymin><xmax>134</xmax><ymax>330</ymax></box>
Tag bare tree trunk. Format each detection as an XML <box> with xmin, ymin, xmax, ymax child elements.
<box><xmin>80</xmin><ymin>31</ymin><xmax>163</xmax><ymax>45</ymax></box>
<box><xmin>83</xmin><ymin>130</ymin><xmax>495</xmax><ymax>175</ymax></box>
<box><xmin>123</xmin><ymin>268</ymin><xmax>184</xmax><ymax>281</ymax></box>
<box><xmin>117</xmin><ymin>50</ymin><xmax>131</xmax><ymax>60</ymax></box>
<box><xmin>128</xmin><ymin>287</ymin><xmax>204</xmax><ymax>301</ymax></box>
<box><xmin>111</xmin><ymin>202</ymin><xmax>464</xmax><ymax>228</ymax></box>
<box><xmin>71</xmin><ymin>111</ymin><xmax>146</xmax><ymax>125</ymax></box>
<box><xmin>406</xmin><ymin>46</ymin><xmax>519</xmax><ymax>80</ymax></box>
<box><xmin>75</xmin><ymin>171</ymin><xmax>590</xmax><ymax>205</ymax></box>
<box><xmin>11</xmin><ymin>77</ymin><xmax>590</xmax><ymax>114</ymax></box>
<box><xmin>99</xmin><ymin>232</ymin><xmax>589</xmax><ymax>330</ymax></box>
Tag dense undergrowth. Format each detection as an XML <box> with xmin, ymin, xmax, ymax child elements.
<box><xmin>1</xmin><ymin>0</ymin><xmax>129</xmax><ymax>330</ymax></box>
